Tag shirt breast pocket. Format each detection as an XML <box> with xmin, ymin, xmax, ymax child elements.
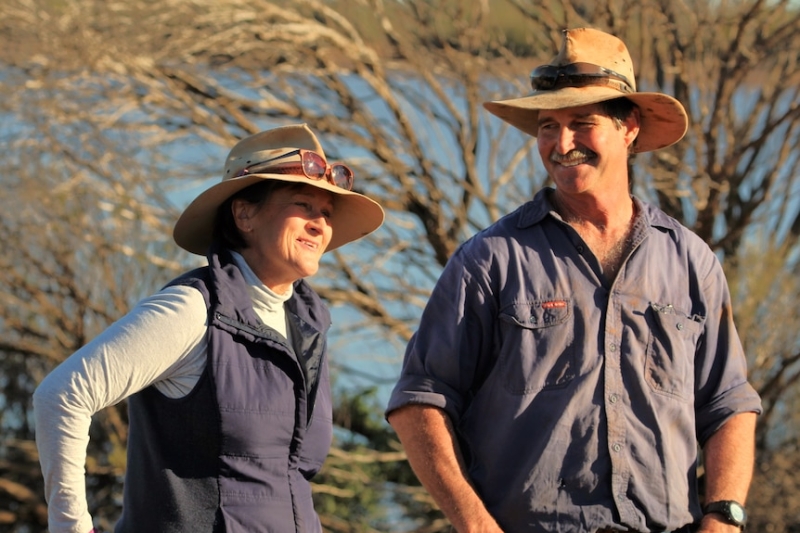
<box><xmin>497</xmin><ymin>299</ymin><xmax>576</xmax><ymax>395</ymax></box>
<box><xmin>645</xmin><ymin>302</ymin><xmax>705</xmax><ymax>401</ymax></box>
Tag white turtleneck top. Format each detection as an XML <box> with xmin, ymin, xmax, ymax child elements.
<box><xmin>34</xmin><ymin>251</ymin><xmax>292</xmax><ymax>533</ymax></box>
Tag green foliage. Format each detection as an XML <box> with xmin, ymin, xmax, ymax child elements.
<box><xmin>312</xmin><ymin>387</ymin><xmax>442</xmax><ymax>532</ymax></box>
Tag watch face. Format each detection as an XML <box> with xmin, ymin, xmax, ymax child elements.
<box><xmin>730</xmin><ymin>503</ymin><xmax>745</xmax><ymax>522</ymax></box>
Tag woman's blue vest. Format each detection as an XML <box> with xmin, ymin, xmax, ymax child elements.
<box><xmin>116</xmin><ymin>246</ymin><xmax>333</xmax><ymax>532</ymax></box>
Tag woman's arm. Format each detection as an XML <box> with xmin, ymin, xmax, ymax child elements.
<box><xmin>33</xmin><ymin>285</ymin><xmax>208</xmax><ymax>533</ymax></box>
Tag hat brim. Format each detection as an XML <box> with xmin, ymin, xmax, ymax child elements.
<box><xmin>483</xmin><ymin>86</ymin><xmax>688</xmax><ymax>153</ymax></box>
<box><xmin>173</xmin><ymin>172</ymin><xmax>385</xmax><ymax>256</ymax></box>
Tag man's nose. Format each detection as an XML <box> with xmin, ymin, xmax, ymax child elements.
<box><xmin>555</xmin><ymin>126</ymin><xmax>577</xmax><ymax>153</ymax></box>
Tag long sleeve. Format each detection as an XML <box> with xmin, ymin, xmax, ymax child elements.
<box><xmin>33</xmin><ymin>285</ymin><xmax>208</xmax><ymax>533</ymax></box>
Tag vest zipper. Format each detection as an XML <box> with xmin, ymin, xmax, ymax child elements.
<box><xmin>214</xmin><ymin>311</ymin><xmax>323</xmax><ymax>424</ymax></box>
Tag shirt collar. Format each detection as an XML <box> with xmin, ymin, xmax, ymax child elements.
<box><xmin>516</xmin><ymin>187</ymin><xmax>680</xmax><ymax>234</ymax></box>
<box><xmin>516</xmin><ymin>188</ymin><xmax>553</xmax><ymax>228</ymax></box>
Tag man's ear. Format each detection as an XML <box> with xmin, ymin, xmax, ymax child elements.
<box><xmin>624</xmin><ymin>106</ymin><xmax>641</xmax><ymax>148</ymax></box>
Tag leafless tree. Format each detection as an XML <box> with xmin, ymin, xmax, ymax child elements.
<box><xmin>1</xmin><ymin>0</ymin><xmax>799</xmax><ymax>530</ymax></box>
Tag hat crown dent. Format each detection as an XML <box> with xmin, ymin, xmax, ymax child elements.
<box><xmin>553</xmin><ymin>28</ymin><xmax>637</xmax><ymax>92</ymax></box>
<box><xmin>223</xmin><ymin>124</ymin><xmax>327</xmax><ymax>180</ymax></box>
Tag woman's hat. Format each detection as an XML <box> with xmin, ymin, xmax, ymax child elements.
<box><xmin>483</xmin><ymin>27</ymin><xmax>688</xmax><ymax>153</ymax></box>
<box><xmin>173</xmin><ymin>124</ymin><xmax>385</xmax><ymax>255</ymax></box>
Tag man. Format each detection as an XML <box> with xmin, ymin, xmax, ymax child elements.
<box><xmin>386</xmin><ymin>28</ymin><xmax>761</xmax><ymax>533</ymax></box>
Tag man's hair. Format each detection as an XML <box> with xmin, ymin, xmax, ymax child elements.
<box><xmin>213</xmin><ymin>180</ymin><xmax>303</xmax><ymax>251</ymax></box>
<box><xmin>600</xmin><ymin>97</ymin><xmax>639</xmax><ymax>189</ymax></box>
<box><xmin>600</xmin><ymin>97</ymin><xmax>638</xmax><ymax>130</ymax></box>
<box><xmin>601</xmin><ymin>98</ymin><xmax>640</xmax><ymax>163</ymax></box>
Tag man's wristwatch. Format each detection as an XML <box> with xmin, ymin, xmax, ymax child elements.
<box><xmin>703</xmin><ymin>500</ymin><xmax>747</xmax><ymax>530</ymax></box>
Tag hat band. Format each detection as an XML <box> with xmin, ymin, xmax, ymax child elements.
<box><xmin>530</xmin><ymin>62</ymin><xmax>634</xmax><ymax>94</ymax></box>
<box><xmin>234</xmin><ymin>149</ymin><xmax>354</xmax><ymax>190</ymax></box>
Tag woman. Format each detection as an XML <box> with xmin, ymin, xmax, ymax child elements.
<box><xmin>33</xmin><ymin>124</ymin><xmax>385</xmax><ymax>533</ymax></box>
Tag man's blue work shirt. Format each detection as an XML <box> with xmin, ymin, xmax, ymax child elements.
<box><xmin>386</xmin><ymin>188</ymin><xmax>762</xmax><ymax>533</ymax></box>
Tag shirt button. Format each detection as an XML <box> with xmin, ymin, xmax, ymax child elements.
<box><xmin>676</xmin><ymin>322</ymin><xmax>684</xmax><ymax>330</ymax></box>
<box><xmin>609</xmin><ymin>394</ymin><xmax>618</xmax><ymax>404</ymax></box>
<box><xmin>577</xmin><ymin>245</ymin><xmax>584</xmax><ymax>253</ymax></box>
<box><xmin>609</xmin><ymin>343</ymin><xmax>616</xmax><ymax>352</ymax></box>
<box><xmin>612</xmin><ymin>443</ymin><xmax>622</xmax><ymax>452</ymax></box>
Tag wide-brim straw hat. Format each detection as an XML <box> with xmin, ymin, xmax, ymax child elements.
<box><xmin>483</xmin><ymin>27</ymin><xmax>688</xmax><ymax>153</ymax></box>
<box><xmin>173</xmin><ymin>123</ymin><xmax>385</xmax><ymax>256</ymax></box>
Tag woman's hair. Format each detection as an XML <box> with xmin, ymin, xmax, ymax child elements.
<box><xmin>213</xmin><ymin>180</ymin><xmax>302</xmax><ymax>251</ymax></box>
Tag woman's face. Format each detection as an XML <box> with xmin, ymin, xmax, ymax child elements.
<box><xmin>234</xmin><ymin>184</ymin><xmax>334</xmax><ymax>293</ymax></box>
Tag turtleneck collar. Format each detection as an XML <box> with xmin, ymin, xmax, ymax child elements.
<box><xmin>231</xmin><ymin>250</ymin><xmax>293</xmax><ymax>338</ymax></box>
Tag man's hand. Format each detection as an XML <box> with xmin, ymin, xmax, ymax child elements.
<box><xmin>387</xmin><ymin>405</ymin><xmax>504</xmax><ymax>533</ymax></box>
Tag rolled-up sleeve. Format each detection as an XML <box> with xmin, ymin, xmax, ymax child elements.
<box><xmin>693</xmin><ymin>253</ymin><xmax>762</xmax><ymax>445</ymax></box>
<box><xmin>386</xmin><ymin>243</ymin><xmax>497</xmax><ymax>424</ymax></box>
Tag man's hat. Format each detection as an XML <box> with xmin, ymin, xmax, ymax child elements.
<box><xmin>173</xmin><ymin>124</ymin><xmax>385</xmax><ymax>255</ymax></box>
<box><xmin>483</xmin><ymin>27</ymin><xmax>688</xmax><ymax>153</ymax></box>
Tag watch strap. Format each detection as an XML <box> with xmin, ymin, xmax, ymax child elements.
<box><xmin>703</xmin><ymin>500</ymin><xmax>747</xmax><ymax>530</ymax></box>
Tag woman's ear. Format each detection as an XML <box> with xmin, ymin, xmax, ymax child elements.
<box><xmin>231</xmin><ymin>199</ymin><xmax>254</xmax><ymax>233</ymax></box>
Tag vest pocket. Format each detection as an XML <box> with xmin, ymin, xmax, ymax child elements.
<box><xmin>498</xmin><ymin>299</ymin><xmax>576</xmax><ymax>395</ymax></box>
<box><xmin>645</xmin><ymin>302</ymin><xmax>704</xmax><ymax>401</ymax></box>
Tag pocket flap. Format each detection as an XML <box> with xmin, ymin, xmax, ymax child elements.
<box><xmin>500</xmin><ymin>299</ymin><xmax>571</xmax><ymax>329</ymax></box>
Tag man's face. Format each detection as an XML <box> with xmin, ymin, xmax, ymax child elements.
<box><xmin>536</xmin><ymin>103</ymin><xmax>640</xmax><ymax>196</ymax></box>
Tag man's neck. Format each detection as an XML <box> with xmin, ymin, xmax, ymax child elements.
<box><xmin>550</xmin><ymin>189</ymin><xmax>638</xmax><ymax>282</ymax></box>
<box><xmin>551</xmin><ymin>189</ymin><xmax>634</xmax><ymax>233</ymax></box>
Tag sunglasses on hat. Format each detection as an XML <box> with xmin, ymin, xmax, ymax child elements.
<box><xmin>234</xmin><ymin>149</ymin><xmax>354</xmax><ymax>190</ymax></box>
<box><xmin>530</xmin><ymin>62</ymin><xmax>633</xmax><ymax>94</ymax></box>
